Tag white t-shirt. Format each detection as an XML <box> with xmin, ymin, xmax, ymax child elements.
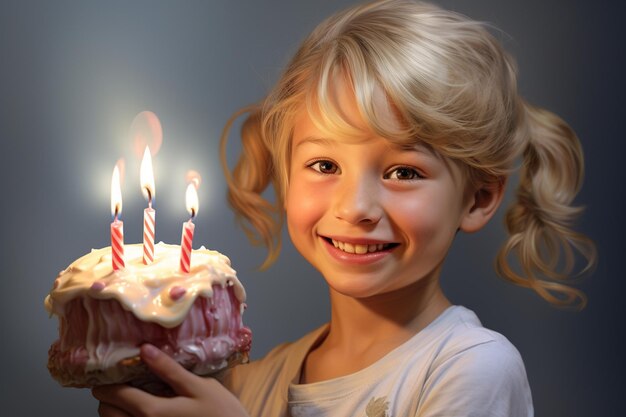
<box><xmin>223</xmin><ymin>306</ymin><xmax>533</xmax><ymax>417</ymax></box>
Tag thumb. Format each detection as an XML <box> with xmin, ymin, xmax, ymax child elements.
<box><xmin>140</xmin><ymin>344</ymin><xmax>201</xmax><ymax>397</ymax></box>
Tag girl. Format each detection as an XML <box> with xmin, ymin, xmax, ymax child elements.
<box><xmin>93</xmin><ymin>0</ymin><xmax>596</xmax><ymax>416</ymax></box>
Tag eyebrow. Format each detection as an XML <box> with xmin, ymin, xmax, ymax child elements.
<box><xmin>294</xmin><ymin>135</ymin><xmax>439</xmax><ymax>159</ymax></box>
<box><xmin>389</xmin><ymin>142</ymin><xmax>440</xmax><ymax>159</ymax></box>
<box><xmin>293</xmin><ymin>136</ymin><xmax>338</xmax><ymax>149</ymax></box>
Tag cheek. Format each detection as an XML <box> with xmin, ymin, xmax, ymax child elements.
<box><xmin>388</xmin><ymin>190</ymin><xmax>461</xmax><ymax>247</ymax></box>
<box><xmin>285</xmin><ymin>179</ymin><xmax>329</xmax><ymax>238</ymax></box>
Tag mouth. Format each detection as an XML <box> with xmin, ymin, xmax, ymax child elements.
<box><xmin>322</xmin><ymin>237</ymin><xmax>399</xmax><ymax>254</ymax></box>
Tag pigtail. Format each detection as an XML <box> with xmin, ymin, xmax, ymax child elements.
<box><xmin>220</xmin><ymin>105</ymin><xmax>283</xmax><ymax>269</ymax></box>
<box><xmin>496</xmin><ymin>103</ymin><xmax>597</xmax><ymax>308</ymax></box>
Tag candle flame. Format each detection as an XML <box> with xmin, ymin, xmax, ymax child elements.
<box><xmin>111</xmin><ymin>164</ymin><xmax>123</xmax><ymax>217</ymax></box>
<box><xmin>185</xmin><ymin>182</ymin><xmax>199</xmax><ymax>218</ymax></box>
<box><xmin>185</xmin><ymin>170</ymin><xmax>202</xmax><ymax>190</ymax></box>
<box><xmin>140</xmin><ymin>146</ymin><xmax>155</xmax><ymax>202</ymax></box>
<box><xmin>115</xmin><ymin>158</ymin><xmax>126</xmax><ymax>186</ymax></box>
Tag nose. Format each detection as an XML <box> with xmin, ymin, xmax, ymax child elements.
<box><xmin>333</xmin><ymin>174</ymin><xmax>383</xmax><ymax>225</ymax></box>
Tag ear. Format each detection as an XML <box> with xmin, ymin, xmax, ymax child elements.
<box><xmin>459</xmin><ymin>178</ymin><xmax>506</xmax><ymax>233</ymax></box>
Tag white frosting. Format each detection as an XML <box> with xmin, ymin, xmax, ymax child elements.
<box><xmin>45</xmin><ymin>242</ymin><xmax>246</xmax><ymax>328</ymax></box>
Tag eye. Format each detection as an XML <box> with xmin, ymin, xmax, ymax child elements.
<box><xmin>384</xmin><ymin>166</ymin><xmax>423</xmax><ymax>180</ymax></box>
<box><xmin>308</xmin><ymin>160</ymin><xmax>340</xmax><ymax>175</ymax></box>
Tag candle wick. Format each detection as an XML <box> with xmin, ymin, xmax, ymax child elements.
<box><xmin>190</xmin><ymin>208</ymin><xmax>196</xmax><ymax>221</ymax></box>
<box><xmin>148</xmin><ymin>199</ymin><xmax>152</xmax><ymax>209</ymax></box>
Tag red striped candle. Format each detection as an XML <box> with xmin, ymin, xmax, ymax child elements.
<box><xmin>111</xmin><ymin>217</ymin><xmax>125</xmax><ymax>270</ymax></box>
<box><xmin>143</xmin><ymin>207</ymin><xmax>155</xmax><ymax>264</ymax></box>
<box><xmin>179</xmin><ymin>219</ymin><xmax>195</xmax><ymax>273</ymax></box>
<box><xmin>141</xmin><ymin>146</ymin><xmax>156</xmax><ymax>265</ymax></box>
<box><xmin>110</xmin><ymin>164</ymin><xmax>125</xmax><ymax>270</ymax></box>
<box><xmin>180</xmin><ymin>181</ymin><xmax>199</xmax><ymax>273</ymax></box>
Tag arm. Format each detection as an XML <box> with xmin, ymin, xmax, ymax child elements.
<box><xmin>92</xmin><ymin>344</ymin><xmax>250</xmax><ymax>417</ymax></box>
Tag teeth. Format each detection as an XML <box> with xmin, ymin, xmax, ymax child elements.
<box><xmin>331</xmin><ymin>239</ymin><xmax>391</xmax><ymax>254</ymax></box>
<box><xmin>355</xmin><ymin>244</ymin><xmax>368</xmax><ymax>254</ymax></box>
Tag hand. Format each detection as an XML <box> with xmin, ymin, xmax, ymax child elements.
<box><xmin>92</xmin><ymin>344</ymin><xmax>250</xmax><ymax>417</ymax></box>
<box><xmin>97</xmin><ymin>402</ymin><xmax>132</xmax><ymax>417</ymax></box>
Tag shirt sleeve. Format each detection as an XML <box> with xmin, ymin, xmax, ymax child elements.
<box><xmin>415</xmin><ymin>338</ymin><xmax>533</xmax><ymax>417</ymax></box>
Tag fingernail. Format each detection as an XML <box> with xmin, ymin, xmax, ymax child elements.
<box><xmin>141</xmin><ymin>344</ymin><xmax>159</xmax><ymax>360</ymax></box>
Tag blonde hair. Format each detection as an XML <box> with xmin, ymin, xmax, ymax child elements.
<box><xmin>220</xmin><ymin>0</ymin><xmax>596</xmax><ymax>308</ymax></box>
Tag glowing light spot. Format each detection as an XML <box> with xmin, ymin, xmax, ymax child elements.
<box><xmin>130</xmin><ymin>111</ymin><xmax>163</xmax><ymax>159</ymax></box>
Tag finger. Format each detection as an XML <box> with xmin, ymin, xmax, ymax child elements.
<box><xmin>92</xmin><ymin>384</ymin><xmax>156</xmax><ymax>416</ymax></box>
<box><xmin>97</xmin><ymin>401</ymin><xmax>134</xmax><ymax>417</ymax></box>
<box><xmin>140</xmin><ymin>344</ymin><xmax>201</xmax><ymax>397</ymax></box>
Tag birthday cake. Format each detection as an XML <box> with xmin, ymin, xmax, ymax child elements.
<box><xmin>44</xmin><ymin>242</ymin><xmax>251</xmax><ymax>389</ymax></box>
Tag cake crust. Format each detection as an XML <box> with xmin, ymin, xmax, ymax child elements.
<box><xmin>47</xmin><ymin>347</ymin><xmax>248</xmax><ymax>392</ymax></box>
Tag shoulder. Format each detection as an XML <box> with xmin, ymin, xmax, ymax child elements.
<box><xmin>431</xmin><ymin>332</ymin><xmax>528</xmax><ymax>391</ymax></box>
<box><xmin>433</xmin><ymin>306</ymin><xmax>526</xmax><ymax>373</ymax></box>
<box><xmin>416</xmin><ymin>307</ymin><xmax>533</xmax><ymax>416</ymax></box>
<box><xmin>222</xmin><ymin>325</ymin><xmax>328</xmax><ymax>404</ymax></box>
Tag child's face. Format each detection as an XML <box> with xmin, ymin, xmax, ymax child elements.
<box><xmin>285</xmin><ymin>80</ymin><xmax>475</xmax><ymax>299</ymax></box>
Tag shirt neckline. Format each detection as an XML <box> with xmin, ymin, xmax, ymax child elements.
<box><xmin>288</xmin><ymin>305</ymin><xmax>466</xmax><ymax>400</ymax></box>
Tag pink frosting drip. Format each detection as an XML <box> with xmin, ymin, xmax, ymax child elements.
<box><xmin>48</xmin><ymin>284</ymin><xmax>251</xmax><ymax>383</ymax></box>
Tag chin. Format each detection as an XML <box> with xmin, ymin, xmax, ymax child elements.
<box><xmin>324</xmin><ymin>274</ymin><xmax>392</xmax><ymax>299</ymax></box>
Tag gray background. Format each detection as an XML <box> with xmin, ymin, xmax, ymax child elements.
<box><xmin>1</xmin><ymin>1</ymin><xmax>623</xmax><ymax>416</ymax></box>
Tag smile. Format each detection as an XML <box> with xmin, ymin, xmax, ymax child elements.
<box><xmin>328</xmin><ymin>238</ymin><xmax>396</xmax><ymax>254</ymax></box>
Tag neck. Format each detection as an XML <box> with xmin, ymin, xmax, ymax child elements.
<box><xmin>325</xmin><ymin>268</ymin><xmax>450</xmax><ymax>352</ymax></box>
<box><xmin>300</xmin><ymin>265</ymin><xmax>451</xmax><ymax>384</ymax></box>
